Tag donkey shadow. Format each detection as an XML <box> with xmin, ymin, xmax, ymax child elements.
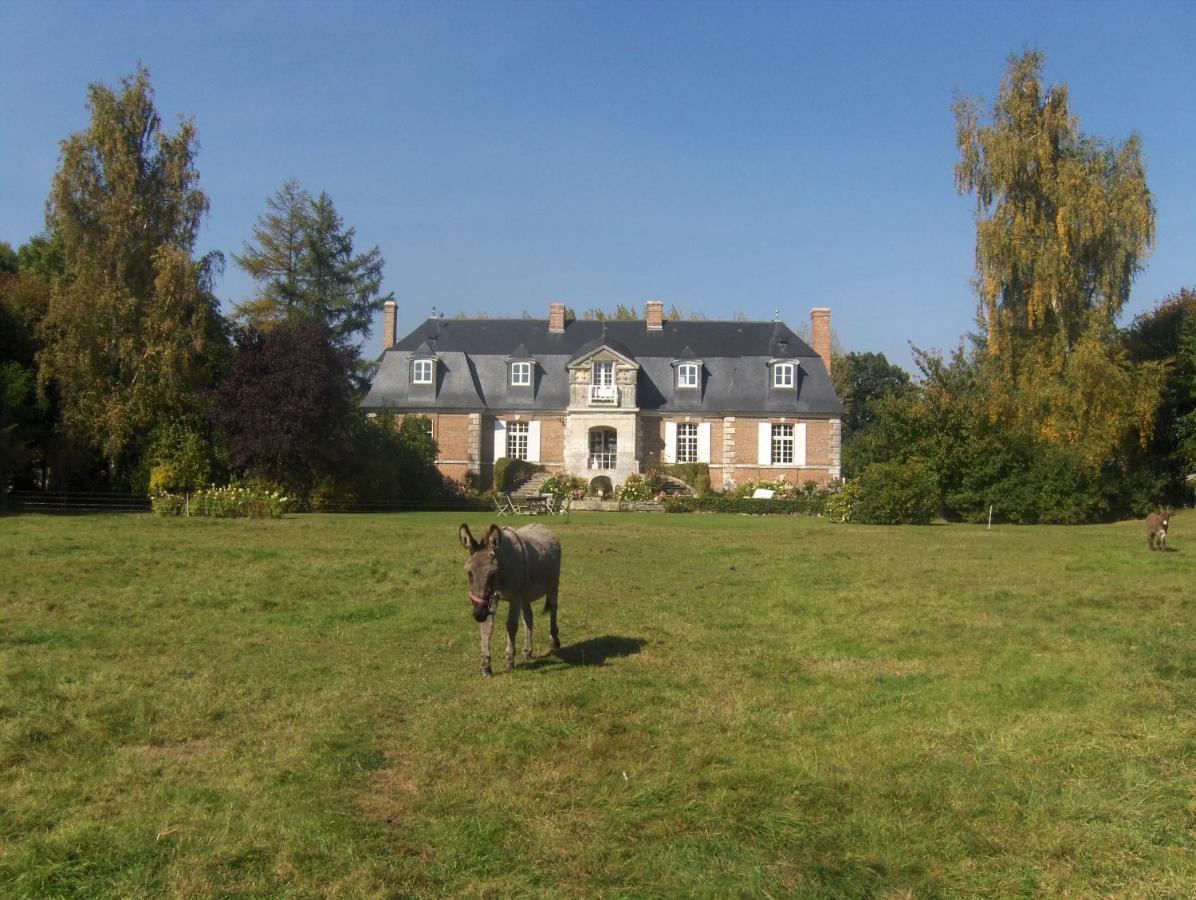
<box><xmin>525</xmin><ymin>635</ymin><xmax>646</xmax><ymax>671</ymax></box>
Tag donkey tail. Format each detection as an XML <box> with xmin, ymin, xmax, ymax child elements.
<box><xmin>543</xmin><ymin>591</ymin><xmax>557</xmax><ymax>614</ymax></box>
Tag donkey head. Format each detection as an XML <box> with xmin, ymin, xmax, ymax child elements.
<box><xmin>459</xmin><ymin>524</ymin><xmax>502</xmax><ymax>622</ymax></box>
<box><xmin>1160</xmin><ymin>506</ymin><xmax>1173</xmax><ymax>530</ymax></box>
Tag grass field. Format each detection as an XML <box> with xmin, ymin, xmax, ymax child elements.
<box><xmin>2</xmin><ymin>510</ymin><xmax>1195</xmax><ymax>897</ymax></box>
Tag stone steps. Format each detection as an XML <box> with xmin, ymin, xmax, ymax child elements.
<box><xmin>510</xmin><ymin>471</ymin><xmax>552</xmax><ymax>497</ymax></box>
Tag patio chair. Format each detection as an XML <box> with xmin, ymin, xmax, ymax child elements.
<box><xmin>492</xmin><ymin>494</ymin><xmax>510</xmax><ymax>516</ymax></box>
<box><xmin>555</xmin><ymin>496</ymin><xmax>572</xmax><ymax>521</ymax></box>
<box><xmin>499</xmin><ymin>493</ymin><xmax>521</xmax><ymax>516</ymax></box>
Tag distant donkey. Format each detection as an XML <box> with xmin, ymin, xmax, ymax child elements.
<box><xmin>1146</xmin><ymin>506</ymin><xmax>1173</xmax><ymax>551</ymax></box>
<box><xmin>459</xmin><ymin>523</ymin><xmax>561</xmax><ymax>677</ymax></box>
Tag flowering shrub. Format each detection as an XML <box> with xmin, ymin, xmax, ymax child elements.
<box><xmin>151</xmin><ymin>493</ymin><xmax>186</xmax><ymax>517</ymax></box>
<box><xmin>731</xmin><ymin>478</ymin><xmax>801</xmax><ymax>499</ymax></box>
<box><xmin>540</xmin><ymin>474</ymin><xmax>587</xmax><ymax>501</ymax></box>
<box><xmin>822</xmin><ymin>481</ymin><xmax>859</xmax><ymax>522</ymax></box>
<box><xmin>153</xmin><ymin>482</ymin><xmax>295</xmax><ymax>519</ymax></box>
<box><xmin>615</xmin><ymin>474</ymin><xmax>655</xmax><ymax>502</ymax></box>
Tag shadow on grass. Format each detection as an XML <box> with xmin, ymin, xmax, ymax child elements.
<box><xmin>525</xmin><ymin>635</ymin><xmax>646</xmax><ymax>671</ymax></box>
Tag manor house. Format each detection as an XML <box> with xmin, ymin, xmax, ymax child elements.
<box><xmin>362</xmin><ymin>301</ymin><xmax>843</xmax><ymax>491</ymax></box>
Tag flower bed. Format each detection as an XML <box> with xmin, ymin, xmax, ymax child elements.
<box><xmin>152</xmin><ymin>483</ymin><xmax>295</xmax><ymax>519</ymax></box>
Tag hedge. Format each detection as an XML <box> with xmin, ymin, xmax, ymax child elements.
<box><xmin>664</xmin><ymin>495</ymin><xmax>826</xmax><ymax>516</ymax></box>
<box><xmin>493</xmin><ymin>457</ymin><xmax>545</xmax><ymax>493</ymax></box>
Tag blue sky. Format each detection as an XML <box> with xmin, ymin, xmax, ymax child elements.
<box><xmin>1</xmin><ymin>0</ymin><xmax>1193</xmax><ymax>372</ymax></box>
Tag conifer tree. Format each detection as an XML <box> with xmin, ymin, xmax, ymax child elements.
<box><xmin>233</xmin><ymin>181</ymin><xmax>391</xmax><ymax>349</ymax></box>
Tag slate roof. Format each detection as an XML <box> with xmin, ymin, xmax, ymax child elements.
<box><xmin>362</xmin><ymin>317</ymin><xmax>844</xmax><ymax>416</ymax></box>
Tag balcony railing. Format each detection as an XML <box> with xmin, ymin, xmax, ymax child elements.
<box><xmin>590</xmin><ymin>384</ymin><xmax>617</xmax><ymax>403</ymax></box>
<box><xmin>588</xmin><ymin>452</ymin><xmax>617</xmax><ymax>470</ymax></box>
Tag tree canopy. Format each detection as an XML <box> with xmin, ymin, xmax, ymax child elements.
<box><xmin>831</xmin><ymin>351</ymin><xmax>911</xmax><ymax>444</ymax></box>
<box><xmin>955</xmin><ymin>50</ymin><xmax>1154</xmax><ymax>354</ymax></box>
<box><xmin>211</xmin><ymin>322</ymin><xmax>356</xmax><ymax>489</ymax></box>
<box><xmin>37</xmin><ymin>66</ymin><xmax>225</xmax><ymax>478</ymax></box>
<box><xmin>954</xmin><ymin>51</ymin><xmax>1162</xmax><ymax>469</ymax></box>
<box><xmin>233</xmin><ymin>179</ymin><xmax>392</xmax><ymax>348</ymax></box>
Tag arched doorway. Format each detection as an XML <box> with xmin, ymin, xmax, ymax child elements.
<box><xmin>588</xmin><ymin>427</ymin><xmax>617</xmax><ymax>470</ymax></box>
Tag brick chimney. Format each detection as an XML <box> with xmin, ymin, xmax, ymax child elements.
<box><xmin>810</xmin><ymin>307</ymin><xmax>832</xmax><ymax>376</ymax></box>
<box><xmin>645</xmin><ymin>300</ymin><xmax>664</xmax><ymax>331</ymax></box>
<box><xmin>383</xmin><ymin>299</ymin><xmax>397</xmax><ymax>350</ymax></box>
<box><xmin>548</xmin><ymin>302</ymin><xmax>566</xmax><ymax>333</ymax></box>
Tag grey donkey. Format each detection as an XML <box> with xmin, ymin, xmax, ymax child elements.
<box><xmin>459</xmin><ymin>523</ymin><xmax>561</xmax><ymax>677</ymax></box>
<box><xmin>1146</xmin><ymin>506</ymin><xmax>1172</xmax><ymax>551</ymax></box>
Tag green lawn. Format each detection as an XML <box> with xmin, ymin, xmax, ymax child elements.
<box><xmin>1</xmin><ymin>511</ymin><xmax>1194</xmax><ymax>897</ymax></box>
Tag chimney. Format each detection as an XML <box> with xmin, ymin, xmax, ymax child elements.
<box><xmin>548</xmin><ymin>302</ymin><xmax>566</xmax><ymax>333</ymax></box>
<box><xmin>810</xmin><ymin>307</ymin><xmax>832</xmax><ymax>376</ymax></box>
<box><xmin>383</xmin><ymin>299</ymin><xmax>397</xmax><ymax>350</ymax></box>
<box><xmin>645</xmin><ymin>300</ymin><xmax>664</xmax><ymax>331</ymax></box>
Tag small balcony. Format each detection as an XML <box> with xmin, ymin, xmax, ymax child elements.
<box><xmin>589</xmin><ymin>384</ymin><xmax>618</xmax><ymax>404</ymax></box>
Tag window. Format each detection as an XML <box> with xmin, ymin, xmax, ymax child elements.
<box><xmin>510</xmin><ymin>361</ymin><xmax>532</xmax><ymax>386</ymax></box>
<box><xmin>772</xmin><ymin>362</ymin><xmax>795</xmax><ymax>388</ymax></box>
<box><xmin>590</xmin><ymin>361</ymin><xmax>616</xmax><ymax>402</ymax></box>
<box><xmin>506</xmin><ymin>421</ymin><xmax>529</xmax><ymax>460</ymax></box>
<box><xmin>677</xmin><ymin>363</ymin><xmax>699</xmax><ymax>389</ymax></box>
<box><xmin>413</xmin><ymin>358</ymin><xmax>434</xmax><ymax>384</ymax></box>
<box><xmin>589</xmin><ymin>427</ymin><xmax>617</xmax><ymax>469</ymax></box>
<box><xmin>771</xmin><ymin>424</ymin><xmax>794</xmax><ymax>464</ymax></box>
<box><xmin>677</xmin><ymin>423</ymin><xmax>698</xmax><ymax>463</ymax></box>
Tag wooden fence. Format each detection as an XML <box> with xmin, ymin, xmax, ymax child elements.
<box><xmin>4</xmin><ymin>491</ymin><xmax>152</xmax><ymax>514</ymax></box>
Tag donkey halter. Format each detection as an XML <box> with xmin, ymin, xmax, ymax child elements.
<box><xmin>470</xmin><ymin>591</ymin><xmax>500</xmax><ymax>618</ymax></box>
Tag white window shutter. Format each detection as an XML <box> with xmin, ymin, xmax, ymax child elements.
<box><xmin>794</xmin><ymin>423</ymin><xmax>807</xmax><ymax>466</ymax></box>
<box><xmin>493</xmin><ymin>419</ymin><xmax>507</xmax><ymax>459</ymax></box>
<box><xmin>527</xmin><ymin>421</ymin><xmax>541</xmax><ymax>463</ymax></box>
<box><xmin>758</xmin><ymin>423</ymin><xmax>771</xmax><ymax>465</ymax></box>
<box><xmin>663</xmin><ymin>422</ymin><xmax>677</xmax><ymax>464</ymax></box>
<box><xmin>697</xmin><ymin>422</ymin><xmax>711</xmax><ymax>463</ymax></box>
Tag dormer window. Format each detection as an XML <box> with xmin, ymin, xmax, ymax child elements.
<box><xmin>510</xmin><ymin>361</ymin><xmax>532</xmax><ymax>386</ymax></box>
<box><xmin>677</xmin><ymin>363</ymin><xmax>699</xmax><ymax>389</ymax></box>
<box><xmin>413</xmin><ymin>358</ymin><xmax>435</xmax><ymax>384</ymax></box>
<box><xmin>772</xmin><ymin>362</ymin><xmax>795</xmax><ymax>389</ymax></box>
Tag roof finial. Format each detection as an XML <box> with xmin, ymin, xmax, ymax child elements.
<box><xmin>431</xmin><ymin>304</ymin><xmax>437</xmax><ymax>320</ymax></box>
<box><xmin>774</xmin><ymin>308</ymin><xmax>781</xmax><ymax>323</ymax></box>
<box><xmin>602</xmin><ymin>319</ymin><xmax>608</xmax><ymax>339</ymax></box>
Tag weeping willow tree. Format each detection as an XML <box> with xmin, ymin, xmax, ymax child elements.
<box><xmin>954</xmin><ymin>51</ymin><xmax>1164</xmax><ymax>467</ymax></box>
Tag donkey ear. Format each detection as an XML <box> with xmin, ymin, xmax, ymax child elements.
<box><xmin>485</xmin><ymin>524</ymin><xmax>502</xmax><ymax>556</ymax></box>
<box><xmin>459</xmin><ymin>524</ymin><xmax>478</xmax><ymax>552</ymax></box>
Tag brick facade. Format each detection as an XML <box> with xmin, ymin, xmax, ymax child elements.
<box><xmin>720</xmin><ymin>416</ymin><xmax>838</xmax><ymax>486</ymax></box>
<box><xmin>404</xmin><ymin>410</ymin><xmax>839</xmax><ymax>488</ymax></box>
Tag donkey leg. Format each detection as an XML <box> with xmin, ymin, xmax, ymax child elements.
<box><xmin>504</xmin><ymin>601</ymin><xmax>520</xmax><ymax>671</ymax></box>
<box><xmin>547</xmin><ymin>585</ymin><xmax>560</xmax><ymax>650</ymax></box>
<box><xmin>520</xmin><ymin>601</ymin><xmax>534</xmax><ymax>661</ymax></box>
<box><xmin>479</xmin><ymin>614</ymin><xmax>495</xmax><ymax>678</ymax></box>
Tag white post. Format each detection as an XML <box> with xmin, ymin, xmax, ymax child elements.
<box><xmin>987</xmin><ymin>505</ymin><xmax>993</xmax><ymax>531</ymax></box>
